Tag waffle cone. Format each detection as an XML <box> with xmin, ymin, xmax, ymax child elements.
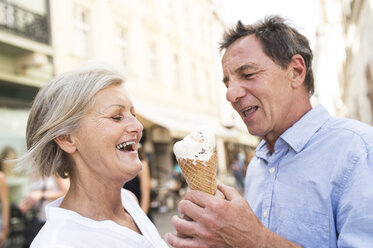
<box><xmin>177</xmin><ymin>152</ymin><xmax>217</xmax><ymax>195</ymax></box>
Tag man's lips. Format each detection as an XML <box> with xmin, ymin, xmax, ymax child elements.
<box><xmin>241</xmin><ymin>106</ymin><xmax>258</xmax><ymax>117</ymax></box>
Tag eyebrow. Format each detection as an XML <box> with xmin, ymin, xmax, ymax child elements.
<box><xmin>235</xmin><ymin>64</ymin><xmax>258</xmax><ymax>73</ymax></box>
<box><xmin>104</xmin><ymin>104</ymin><xmax>127</xmax><ymax>111</ymax></box>
<box><xmin>222</xmin><ymin>63</ymin><xmax>259</xmax><ymax>84</ymax></box>
<box><xmin>104</xmin><ymin>104</ymin><xmax>136</xmax><ymax>114</ymax></box>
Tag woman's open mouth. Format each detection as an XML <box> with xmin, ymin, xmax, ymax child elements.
<box><xmin>116</xmin><ymin>141</ymin><xmax>135</xmax><ymax>152</ymax></box>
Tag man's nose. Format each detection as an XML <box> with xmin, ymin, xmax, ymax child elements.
<box><xmin>226</xmin><ymin>81</ymin><xmax>246</xmax><ymax>103</ymax></box>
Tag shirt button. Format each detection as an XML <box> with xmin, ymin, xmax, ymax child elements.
<box><xmin>263</xmin><ymin>210</ymin><xmax>268</xmax><ymax>218</ymax></box>
<box><xmin>269</xmin><ymin>167</ymin><xmax>275</xmax><ymax>173</ymax></box>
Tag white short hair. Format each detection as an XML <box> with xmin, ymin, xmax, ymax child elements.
<box><xmin>18</xmin><ymin>63</ymin><xmax>125</xmax><ymax>178</ymax></box>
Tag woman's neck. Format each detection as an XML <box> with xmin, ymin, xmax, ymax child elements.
<box><xmin>60</xmin><ymin>174</ymin><xmax>124</xmax><ymax>221</ymax></box>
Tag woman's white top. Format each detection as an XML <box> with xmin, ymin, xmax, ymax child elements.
<box><xmin>31</xmin><ymin>189</ymin><xmax>169</xmax><ymax>248</ymax></box>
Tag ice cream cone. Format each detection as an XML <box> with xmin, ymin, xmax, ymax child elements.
<box><xmin>177</xmin><ymin>151</ymin><xmax>217</xmax><ymax>195</ymax></box>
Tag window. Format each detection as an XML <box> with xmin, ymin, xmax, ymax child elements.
<box><xmin>365</xmin><ymin>64</ymin><xmax>373</xmax><ymax>120</ymax></box>
<box><xmin>0</xmin><ymin>1</ymin><xmax>15</xmax><ymax>28</ymax></box>
<box><xmin>172</xmin><ymin>54</ymin><xmax>180</xmax><ymax>89</ymax></box>
<box><xmin>115</xmin><ymin>26</ymin><xmax>128</xmax><ymax>72</ymax></box>
<box><xmin>206</xmin><ymin>71</ymin><xmax>213</xmax><ymax>103</ymax></box>
<box><xmin>191</xmin><ymin>63</ymin><xmax>200</xmax><ymax>97</ymax></box>
<box><xmin>72</xmin><ymin>6</ymin><xmax>89</xmax><ymax>58</ymax></box>
<box><xmin>183</xmin><ymin>4</ymin><xmax>190</xmax><ymax>26</ymax></box>
<box><xmin>147</xmin><ymin>42</ymin><xmax>157</xmax><ymax>81</ymax></box>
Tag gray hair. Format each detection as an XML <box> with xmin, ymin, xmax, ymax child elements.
<box><xmin>219</xmin><ymin>15</ymin><xmax>314</xmax><ymax>96</ymax></box>
<box><xmin>18</xmin><ymin>63</ymin><xmax>125</xmax><ymax>178</ymax></box>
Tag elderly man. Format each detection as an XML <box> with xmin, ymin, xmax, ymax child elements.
<box><xmin>166</xmin><ymin>16</ymin><xmax>373</xmax><ymax>248</ymax></box>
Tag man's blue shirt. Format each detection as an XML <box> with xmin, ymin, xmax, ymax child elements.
<box><xmin>245</xmin><ymin>105</ymin><xmax>373</xmax><ymax>247</ymax></box>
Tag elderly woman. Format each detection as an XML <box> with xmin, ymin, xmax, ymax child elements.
<box><xmin>18</xmin><ymin>64</ymin><xmax>168</xmax><ymax>247</ymax></box>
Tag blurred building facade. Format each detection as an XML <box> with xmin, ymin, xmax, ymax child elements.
<box><xmin>0</xmin><ymin>0</ymin><xmax>53</xmax><ymax>153</ymax></box>
<box><xmin>20</xmin><ymin>0</ymin><xmax>257</xmax><ymax>189</ymax></box>
<box><xmin>0</xmin><ymin>0</ymin><xmax>53</xmax><ymax>203</ymax></box>
<box><xmin>312</xmin><ymin>0</ymin><xmax>346</xmax><ymax>117</ymax></box>
<box><xmin>342</xmin><ymin>0</ymin><xmax>373</xmax><ymax>124</ymax></box>
<box><xmin>314</xmin><ymin>0</ymin><xmax>373</xmax><ymax>125</ymax></box>
<box><xmin>0</xmin><ymin>0</ymin><xmax>53</xmax><ymax>245</ymax></box>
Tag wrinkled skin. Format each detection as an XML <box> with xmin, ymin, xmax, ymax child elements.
<box><xmin>166</xmin><ymin>184</ymin><xmax>301</xmax><ymax>248</ymax></box>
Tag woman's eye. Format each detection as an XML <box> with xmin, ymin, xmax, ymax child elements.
<box><xmin>111</xmin><ymin>116</ymin><xmax>122</xmax><ymax>121</ymax></box>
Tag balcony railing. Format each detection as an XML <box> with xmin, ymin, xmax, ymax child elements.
<box><xmin>0</xmin><ymin>1</ymin><xmax>49</xmax><ymax>44</ymax></box>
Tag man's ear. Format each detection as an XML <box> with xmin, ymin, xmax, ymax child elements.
<box><xmin>54</xmin><ymin>135</ymin><xmax>76</xmax><ymax>154</ymax></box>
<box><xmin>288</xmin><ymin>54</ymin><xmax>306</xmax><ymax>88</ymax></box>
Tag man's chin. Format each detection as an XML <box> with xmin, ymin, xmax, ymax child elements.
<box><xmin>246</xmin><ymin>127</ymin><xmax>265</xmax><ymax>138</ymax></box>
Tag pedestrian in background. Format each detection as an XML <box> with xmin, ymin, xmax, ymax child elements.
<box><xmin>230</xmin><ymin>153</ymin><xmax>244</xmax><ymax>193</ymax></box>
<box><xmin>0</xmin><ymin>148</ymin><xmax>10</xmax><ymax>247</ymax></box>
<box><xmin>123</xmin><ymin>144</ymin><xmax>152</xmax><ymax>220</ymax></box>
<box><xmin>167</xmin><ymin>15</ymin><xmax>373</xmax><ymax>247</ymax></box>
<box><xmin>19</xmin><ymin>176</ymin><xmax>69</xmax><ymax>248</ymax></box>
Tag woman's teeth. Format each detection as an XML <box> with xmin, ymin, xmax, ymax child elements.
<box><xmin>116</xmin><ymin>141</ymin><xmax>135</xmax><ymax>151</ymax></box>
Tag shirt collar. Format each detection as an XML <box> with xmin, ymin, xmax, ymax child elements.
<box><xmin>255</xmin><ymin>105</ymin><xmax>331</xmax><ymax>157</ymax></box>
<box><xmin>281</xmin><ymin>105</ymin><xmax>330</xmax><ymax>152</ymax></box>
<box><xmin>255</xmin><ymin>139</ymin><xmax>268</xmax><ymax>159</ymax></box>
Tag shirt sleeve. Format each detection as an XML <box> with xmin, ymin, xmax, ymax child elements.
<box><xmin>336</xmin><ymin>149</ymin><xmax>373</xmax><ymax>247</ymax></box>
<box><xmin>52</xmin><ymin>246</ymin><xmax>76</xmax><ymax>248</ymax></box>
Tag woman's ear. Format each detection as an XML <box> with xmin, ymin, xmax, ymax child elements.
<box><xmin>54</xmin><ymin>135</ymin><xmax>76</xmax><ymax>154</ymax></box>
<box><xmin>289</xmin><ymin>54</ymin><xmax>306</xmax><ymax>88</ymax></box>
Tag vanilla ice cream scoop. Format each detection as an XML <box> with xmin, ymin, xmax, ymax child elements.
<box><xmin>173</xmin><ymin>126</ymin><xmax>217</xmax><ymax>194</ymax></box>
<box><xmin>173</xmin><ymin>126</ymin><xmax>215</xmax><ymax>163</ymax></box>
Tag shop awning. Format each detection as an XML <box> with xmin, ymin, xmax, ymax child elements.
<box><xmin>135</xmin><ymin>101</ymin><xmax>230</xmax><ymax>138</ymax></box>
<box><xmin>135</xmin><ymin>101</ymin><xmax>259</xmax><ymax>146</ymax></box>
<box><xmin>226</xmin><ymin>127</ymin><xmax>259</xmax><ymax>147</ymax></box>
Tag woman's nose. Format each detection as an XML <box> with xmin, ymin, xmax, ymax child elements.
<box><xmin>126</xmin><ymin>116</ymin><xmax>144</xmax><ymax>134</ymax></box>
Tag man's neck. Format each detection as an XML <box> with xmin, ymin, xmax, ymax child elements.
<box><xmin>265</xmin><ymin>100</ymin><xmax>312</xmax><ymax>154</ymax></box>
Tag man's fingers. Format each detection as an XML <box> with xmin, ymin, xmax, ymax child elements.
<box><xmin>177</xmin><ymin>198</ymin><xmax>206</xmax><ymax>222</ymax></box>
<box><xmin>171</xmin><ymin>215</ymin><xmax>198</xmax><ymax>237</ymax></box>
<box><xmin>214</xmin><ymin>188</ymin><xmax>225</xmax><ymax>199</ymax></box>
<box><xmin>183</xmin><ymin>190</ymin><xmax>215</xmax><ymax>208</ymax></box>
<box><xmin>182</xmin><ymin>214</ymin><xmax>193</xmax><ymax>221</ymax></box>
<box><xmin>166</xmin><ymin>233</ymin><xmax>198</xmax><ymax>248</ymax></box>
<box><xmin>217</xmin><ymin>183</ymin><xmax>241</xmax><ymax>201</ymax></box>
